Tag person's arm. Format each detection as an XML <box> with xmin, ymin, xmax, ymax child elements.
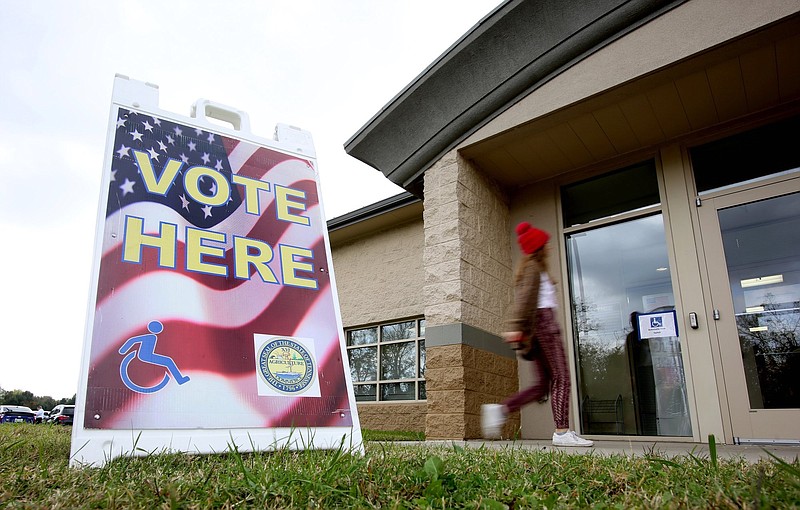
<box><xmin>505</xmin><ymin>258</ymin><xmax>542</xmax><ymax>338</ymax></box>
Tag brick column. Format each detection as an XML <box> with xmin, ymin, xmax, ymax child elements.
<box><xmin>423</xmin><ymin>151</ymin><xmax>517</xmax><ymax>439</ymax></box>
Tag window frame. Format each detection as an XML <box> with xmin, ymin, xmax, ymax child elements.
<box><xmin>560</xmin><ymin>158</ymin><xmax>693</xmax><ymax>437</ymax></box>
<box><xmin>345</xmin><ymin>317</ymin><xmax>426</xmax><ymax>402</ymax></box>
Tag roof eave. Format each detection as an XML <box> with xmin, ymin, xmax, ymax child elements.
<box><xmin>344</xmin><ymin>0</ymin><xmax>687</xmax><ymax>189</ymax></box>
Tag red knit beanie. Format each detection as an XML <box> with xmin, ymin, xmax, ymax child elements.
<box><xmin>515</xmin><ymin>222</ymin><xmax>549</xmax><ymax>255</ymax></box>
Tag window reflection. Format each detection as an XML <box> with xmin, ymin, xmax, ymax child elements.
<box><xmin>567</xmin><ymin>214</ymin><xmax>691</xmax><ymax>436</ymax></box>
<box><xmin>381</xmin><ymin>382</ymin><xmax>415</xmax><ymax>401</ymax></box>
<box><xmin>353</xmin><ymin>384</ymin><xmax>377</xmax><ymax>402</ymax></box>
<box><xmin>720</xmin><ymin>192</ymin><xmax>800</xmax><ymax>410</ymax></box>
<box><xmin>345</xmin><ymin>318</ymin><xmax>426</xmax><ymax>402</ymax></box>
<box><xmin>381</xmin><ymin>321</ymin><xmax>416</xmax><ymax>341</ymax></box>
<box><xmin>561</xmin><ymin>160</ymin><xmax>659</xmax><ymax>227</ymax></box>
<box><xmin>347</xmin><ymin>328</ymin><xmax>377</xmax><ymax>346</ymax></box>
<box><xmin>381</xmin><ymin>342</ymin><xmax>415</xmax><ymax>380</ymax></box>
<box><xmin>418</xmin><ymin>340</ymin><xmax>426</xmax><ymax>377</ymax></box>
<box><xmin>736</xmin><ymin>308</ymin><xmax>800</xmax><ymax>409</ymax></box>
<box><xmin>349</xmin><ymin>347</ymin><xmax>377</xmax><ymax>382</ymax></box>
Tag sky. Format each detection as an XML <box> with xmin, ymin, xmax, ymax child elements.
<box><xmin>0</xmin><ymin>0</ymin><xmax>502</xmax><ymax>399</ymax></box>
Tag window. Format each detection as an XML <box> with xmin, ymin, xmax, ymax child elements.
<box><xmin>691</xmin><ymin>115</ymin><xmax>800</xmax><ymax>194</ymax></box>
<box><xmin>561</xmin><ymin>161</ymin><xmax>659</xmax><ymax>227</ymax></box>
<box><xmin>346</xmin><ymin>318</ymin><xmax>426</xmax><ymax>401</ymax></box>
<box><xmin>563</xmin><ymin>162</ymin><xmax>692</xmax><ymax>436</ymax></box>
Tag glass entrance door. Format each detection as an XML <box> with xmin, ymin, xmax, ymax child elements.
<box><xmin>566</xmin><ymin>214</ymin><xmax>692</xmax><ymax>437</ymax></box>
<box><xmin>698</xmin><ymin>181</ymin><xmax>800</xmax><ymax>440</ymax></box>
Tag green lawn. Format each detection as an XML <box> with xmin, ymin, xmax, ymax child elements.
<box><xmin>2</xmin><ymin>424</ymin><xmax>798</xmax><ymax>509</ymax></box>
<box><xmin>362</xmin><ymin>429</ymin><xmax>425</xmax><ymax>442</ymax></box>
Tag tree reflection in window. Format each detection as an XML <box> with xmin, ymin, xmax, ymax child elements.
<box><xmin>735</xmin><ymin>296</ymin><xmax>800</xmax><ymax>409</ymax></box>
<box><xmin>347</xmin><ymin>328</ymin><xmax>377</xmax><ymax>346</ymax></box>
<box><xmin>381</xmin><ymin>321</ymin><xmax>415</xmax><ymax>341</ymax></box>
<box><xmin>345</xmin><ymin>318</ymin><xmax>425</xmax><ymax>402</ymax></box>
<box><xmin>349</xmin><ymin>346</ymin><xmax>377</xmax><ymax>382</ymax></box>
<box><xmin>381</xmin><ymin>342</ymin><xmax>415</xmax><ymax>380</ymax></box>
<box><xmin>381</xmin><ymin>382</ymin><xmax>415</xmax><ymax>401</ymax></box>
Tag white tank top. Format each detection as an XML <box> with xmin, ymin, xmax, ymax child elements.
<box><xmin>539</xmin><ymin>273</ymin><xmax>557</xmax><ymax>309</ymax></box>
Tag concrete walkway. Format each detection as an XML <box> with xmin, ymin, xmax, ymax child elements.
<box><xmin>406</xmin><ymin>439</ymin><xmax>800</xmax><ymax>463</ymax></box>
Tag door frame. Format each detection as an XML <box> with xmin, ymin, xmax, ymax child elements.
<box><xmin>696</xmin><ymin>175</ymin><xmax>800</xmax><ymax>441</ymax></box>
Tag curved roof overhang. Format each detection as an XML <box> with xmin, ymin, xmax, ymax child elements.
<box><xmin>344</xmin><ymin>0</ymin><xmax>687</xmax><ymax>192</ymax></box>
<box><xmin>460</xmin><ymin>9</ymin><xmax>800</xmax><ymax>188</ymax></box>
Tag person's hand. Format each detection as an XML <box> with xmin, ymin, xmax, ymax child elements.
<box><xmin>502</xmin><ymin>331</ymin><xmax>524</xmax><ymax>344</ymax></box>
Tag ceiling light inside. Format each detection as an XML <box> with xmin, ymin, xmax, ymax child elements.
<box><xmin>740</xmin><ymin>275</ymin><xmax>783</xmax><ymax>288</ymax></box>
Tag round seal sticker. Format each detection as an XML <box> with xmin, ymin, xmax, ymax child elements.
<box><xmin>257</xmin><ymin>338</ymin><xmax>316</xmax><ymax>394</ymax></box>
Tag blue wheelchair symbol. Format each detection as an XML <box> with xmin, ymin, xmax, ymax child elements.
<box><xmin>650</xmin><ymin>316</ymin><xmax>663</xmax><ymax>328</ymax></box>
<box><xmin>119</xmin><ymin>320</ymin><xmax>190</xmax><ymax>394</ymax></box>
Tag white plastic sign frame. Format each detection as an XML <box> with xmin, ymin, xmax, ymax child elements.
<box><xmin>71</xmin><ymin>75</ymin><xmax>362</xmax><ymax>467</ymax></box>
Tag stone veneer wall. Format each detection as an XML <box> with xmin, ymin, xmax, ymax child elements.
<box><xmin>423</xmin><ymin>153</ymin><xmax>512</xmax><ymax>331</ymax></box>
<box><xmin>425</xmin><ymin>343</ymin><xmax>520</xmax><ymax>439</ymax></box>
<box><xmin>423</xmin><ymin>151</ymin><xmax>517</xmax><ymax>439</ymax></box>
<box><xmin>357</xmin><ymin>402</ymin><xmax>427</xmax><ymax>433</ymax></box>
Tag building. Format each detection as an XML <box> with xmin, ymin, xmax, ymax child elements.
<box><xmin>335</xmin><ymin>0</ymin><xmax>800</xmax><ymax>444</ymax></box>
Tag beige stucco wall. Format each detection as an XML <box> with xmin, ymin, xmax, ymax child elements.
<box><xmin>331</xmin><ymin>216</ymin><xmax>426</xmax><ymax>433</ymax></box>
<box><xmin>332</xmin><ymin>218</ymin><xmax>424</xmax><ymax>327</ymax></box>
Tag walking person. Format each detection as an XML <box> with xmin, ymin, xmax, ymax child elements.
<box><xmin>481</xmin><ymin>222</ymin><xmax>593</xmax><ymax>447</ymax></box>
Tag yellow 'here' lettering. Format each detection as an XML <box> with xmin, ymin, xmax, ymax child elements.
<box><xmin>279</xmin><ymin>245</ymin><xmax>317</xmax><ymax>289</ymax></box>
<box><xmin>122</xmin><ymin>216</ymin><xmax>177</xmax><ymax>268</ymax></box>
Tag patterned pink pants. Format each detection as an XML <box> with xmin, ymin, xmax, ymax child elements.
<box><xmin>503</xmin><ymin>308</ymin><xmax>571</xmax><ymax>429</ymax></box>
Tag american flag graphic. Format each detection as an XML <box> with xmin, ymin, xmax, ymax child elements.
<box><xmin>85</xmin><ymin>108</ymin><xmax>353</xmax><ymax>429</ymax></box>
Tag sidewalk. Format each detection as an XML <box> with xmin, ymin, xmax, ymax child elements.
<box><xmin>410</xmin><ymin>439</ymin><xmax>800</xmax><ymax>463</ymax></box>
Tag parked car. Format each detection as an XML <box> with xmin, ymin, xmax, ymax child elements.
<box><xmin>48</xmin><ymin>405</ymin><xmax>75</xmax><ymax>426</ymax></box>
<box><xmin>0</xmin><ymin>405</ymin><xmax>35</xmax><ymax>424</ymax></box>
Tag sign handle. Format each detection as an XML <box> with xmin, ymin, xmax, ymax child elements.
<box><xmin>191</xmin><ymin>99</ymin><xmax>252</xmax><ymax>133</ymax></box>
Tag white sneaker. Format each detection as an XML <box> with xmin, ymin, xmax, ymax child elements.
<box><xmin>552</xmin><ymin>430</ymin><xmax>593</xmax><ymax>447</ymax></box>
<box><xmin>481</xmin><ymin>404</ymin><xmax>506</xmax><ymax>439</ymax></box>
